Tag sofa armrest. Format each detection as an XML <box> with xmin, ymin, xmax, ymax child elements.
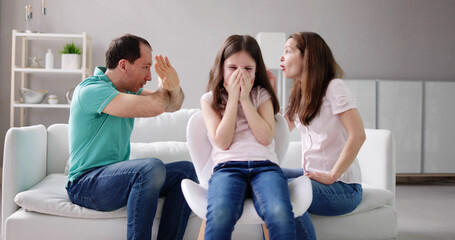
<box><xmin>358</xmin><ymin>129</ymin><xmax>396</xmax><ymax>205</ymax></box>
<box><xmin>2</xmin><ymin>125</ymin><xmax>48</xmax><ymax>238</ymax></box>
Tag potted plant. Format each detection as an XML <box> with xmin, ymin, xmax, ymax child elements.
<box><xmin>60</xmin><ymin>42</ymin><xmax>81</xmax><ymax>70</ymax></box>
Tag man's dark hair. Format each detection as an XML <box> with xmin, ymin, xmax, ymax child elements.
<box><xmin>105</xmin><ymin>34</ymin><xmax>152</xmax><ymax>69</ymax></box>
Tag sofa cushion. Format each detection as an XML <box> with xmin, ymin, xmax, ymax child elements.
<box><xmin>347</xmin><ymin>185</ymin><xmax>394</xmax><ymax>215</ymax></box>
<box><xmin>14</xmin><ymin>174</ymin><xmax>127</xmax><ymax>218</ymax></box>
<box><xmin>130</xmin><ymin>141</ymin><xmax>190</xmax><ymax>164</ymax></box>
<box><xmin>14</xmin><ymin>174</ymin><xmax>163</xmax><ymax>219</ymax></box>
<box><xmin>14</xmin><ymin>176</ymin><xmax>392</xmax><ymax>220</ymax></box>
<box><xmin>130</xmin><ymin>108</ymin><xmax>199</xmax><ymax>142</ymax></box>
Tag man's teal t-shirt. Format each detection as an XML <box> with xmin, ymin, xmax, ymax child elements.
<box><xmin>67</xmin><ymin>66</ymin><xmax>143</xmax><ymax>183</ymax></box>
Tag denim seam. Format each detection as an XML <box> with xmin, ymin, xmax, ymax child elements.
<box><xmin>172</xmin><ymin>193</ymin><xmax>186</xmax><ymax>240</ymax></box>
<box><xmin>297</xmin><ymin>216</ymin><xmax>313</xmax><ymax>240</ymax></box>
<box><xmin>251</xmin><ymin>183</ymin><xmax>266</xmax><ymax>221</ymax></box>
<box><xmin>77</xmin><ymin>170</ymin><xmax>139</xmax><ymax>182</ymax></box>
<box><xmin>165</xmin><ymin>169</ymin><xmax>187</xmax><ymax>240</ymax></box>
<box><xmin>67</xmin><ymin>191</ymin><xmax>102</xmax><ymax>210</ymax></box>
<box><xmin>132</xmin><ymin>174</ymin><xmax>142</xmax><ymax>240</ymax></box>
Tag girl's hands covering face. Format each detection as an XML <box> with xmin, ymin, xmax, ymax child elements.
<box><xmin>224</xmin><ymin>67</ymin><xmax>241</xmax><ymax>101</ymax></box>
<box><xmin>223</xmin><ymin>51</ymin><xmax>256</xmax><ymax>102</ymax></box>
<box><xmin>239</xmin><ymin>67</ymin><xmax>254</xmax><ymax>102</ymax></box>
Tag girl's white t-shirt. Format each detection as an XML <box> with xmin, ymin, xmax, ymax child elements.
<box><xmin>201</xmin><ymin>86</ymin><xmax>279</xmax><ymax>166</ymax></box>
<box><xmin>294</xmin><ymin>79</ymin><xmax>362</xmax><ymax>184</ymax></box>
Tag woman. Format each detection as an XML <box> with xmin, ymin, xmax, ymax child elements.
<box><xmin>280</xmin><ymin>32</ymin><xmax>366</xmax><ymax>239</ymax></box>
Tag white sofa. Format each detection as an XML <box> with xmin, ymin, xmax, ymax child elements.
<box><xmin>2</xmin><ymin>108</ymin><xmax>397</xmax><ymax>240</ymax></box>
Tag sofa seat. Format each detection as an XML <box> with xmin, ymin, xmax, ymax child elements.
<box><xmin>14</xmin><ymin>174</ymin><xmax>127</xmax><ymax>219</ymax></box>
<box><xmin>14</xmin><ymin>174</ymin><xmax>393</xmax><ymax>220</ymax></box>
<box><xmin>12</xmin><ymin>174</ymin><xmax>395</xmax><ymax>240</ymax></box>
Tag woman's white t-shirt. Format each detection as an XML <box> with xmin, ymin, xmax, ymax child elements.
<box><xmin>294</xmin><ymin>79</ymin><xmax>362</xmax><ymax>184</ymax></box>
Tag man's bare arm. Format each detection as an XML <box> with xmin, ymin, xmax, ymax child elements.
<box><xmin>140</xmin><ymin>87</ymin><xmax>184</xmax><ymax>112</ymax></box>
<box><xmin>165</xmin><ymin>87</ymin><xmax>184</xmax><ymax>112</ymax></box>
<box><xmin>103</xmin><ymin>88</ymin><xmax>169</xmax><ymax>118</ymax></box>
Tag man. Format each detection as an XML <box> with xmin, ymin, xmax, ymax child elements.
<box><xmin>66</xmin><ymin>34</ymin><xmax>197</xmax><ymax>240</ymax></box>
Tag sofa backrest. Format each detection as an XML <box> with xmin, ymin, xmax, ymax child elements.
<box><xmin>131</xmin><ymin>108</ymin><xmax>199</xmax><ymax>142</ymax></box>
<box><xmin>47</xmin><ymin>124</ymin><xmax>70</xmax><ymax>174</ymax></box>
<box><xmin>46</xmin><ymin>109</ymin><xmax>200</xmax><ymax>174</ymax></box>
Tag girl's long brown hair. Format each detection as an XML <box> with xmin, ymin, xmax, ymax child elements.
<box><xmin>206</xmin><ymin>34</ymin><xmax>280</xmax><ymax>115</ymax></box>
<box><xmin>286</xmin><ymin>32</ymin><xmax>344</xmax><ymax>125</ymax></box>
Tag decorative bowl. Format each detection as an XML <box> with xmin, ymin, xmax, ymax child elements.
<box><xmin>19</xmin><ymin>88</ymin><xmax>48</xmax><ymax>104</ymax></box>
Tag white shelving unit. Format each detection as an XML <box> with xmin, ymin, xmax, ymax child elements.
<box><xmin>10</xmin><ymin>29</ymin><xmax>92</xmax><ymax>127</ymax></box>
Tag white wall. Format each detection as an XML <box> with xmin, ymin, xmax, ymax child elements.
<box><xmin>1</xmin><ymin>0</ymin><xmax>455</xmax><ymax>163</ymax></box>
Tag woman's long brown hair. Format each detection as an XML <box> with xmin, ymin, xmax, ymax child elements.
<box><xmin>206</xmin><ymin>34</ymin><xmax>280</xmax><ymax>115</ymax></box>
<box><xmin>286</xmin><ymin>32</ymin><xmax>344</xmax><ymax>125</ymax></box>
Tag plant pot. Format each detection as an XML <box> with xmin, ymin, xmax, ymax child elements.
<box><xmin>61</xmin><ymin>54</ymin><xmax>81</xmax><ymax>70</ymax></box>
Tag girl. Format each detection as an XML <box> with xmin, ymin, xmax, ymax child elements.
<box><xmin>201</xmin><ymin>34</ymin><xmax>296</xmax><ymax>240</ymax></box>
<box><xmin>280</xmin><ymin>31</ymin><xmax>366</xmax><ymax>239</ymax></box>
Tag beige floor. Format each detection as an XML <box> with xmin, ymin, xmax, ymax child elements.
<box><xmin>1</xmin><ymin>181</ymin><xmax>454</xmax><ymax>239</ymax></box>
<box><xmin>396</xmin><ymin>179</ymin><xmax>455</xmax><ymax>240</ymax></box>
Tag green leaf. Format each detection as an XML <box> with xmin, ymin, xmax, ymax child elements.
<box><xmin>60</xmin><ymin>42</ymin><xmax>81</xmax><ymax>54</ymax></box>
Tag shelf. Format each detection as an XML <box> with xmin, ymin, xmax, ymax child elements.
<box><xmin>14</xmin><ymin>67</ymin><xmax>84</xmax><ymax>74</ymax></box>
<box><xmin>15</xmin><ymin>31</ymin><xmax>86</xmax><ymax>40</ymax></box>
<box><xmin>13</xmin><ymin>103</ymin><xmax>70</xmax><ymax>109</ymax></box>
<box><xmin>10</xmin><ymin>29</ymin><xmax>91</xmax><ymax>127</ymax></box>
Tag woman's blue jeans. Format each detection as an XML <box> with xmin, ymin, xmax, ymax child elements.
<box><xmin>67</xmin><ymin>158</ymin><xmax>197</xmax><ymax>240</ymax></box>
<box><xmin>282</xmin><ymin>168</ymin><xmax>363</xmax><ymax>240</ymax></box>
<box><xmin>205</xmin><ymin>161</ymin><xmax>296</xmax><ymax>240</ymax></box>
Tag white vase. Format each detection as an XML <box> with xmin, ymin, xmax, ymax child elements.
<box><xmin>45</xmin><ymin>49</ymin><xmax>54</xmax><ymax>69</ymax></box>
<box><xmin>61</xmin><ymin>54</ymin><xmax>81</xmax><ymax>70</ymax></box>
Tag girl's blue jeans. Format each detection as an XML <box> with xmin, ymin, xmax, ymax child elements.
<box><xmin>205</xmin><ymin>160</ymin><xmax>296</xmax><ymax>240</ymax></box>
<box><xmin>67</xmin><ymin>158</ymin><xmax>197</xmax><ymax>240</ymax></box>
<box><xmin>281</xmin><ymin>168</ymin><xmax>363</xmax><ymax>240</ymax></box>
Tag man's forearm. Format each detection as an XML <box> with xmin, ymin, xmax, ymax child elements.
<box><xmin>165</xmin><ymin>87</ymin><xmax>184</xmax><ymax>112</ymax></box>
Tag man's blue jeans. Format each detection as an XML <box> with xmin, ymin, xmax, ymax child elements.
<box><xmin>205</xmin><ymin>161</ymin><xmax>296</xmax><ymax>240</ymax></box>
<box><xmin>67</xmin><ymin>158</ymin><xmax>197</xmax><ymax>240</ymax></box>
<box><xmin>282</xmin><ymin>168</ymin><xmax>363</xmax><ymax>240</ymax></box>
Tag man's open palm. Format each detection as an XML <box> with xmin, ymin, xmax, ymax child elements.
<box><xmin>154</xmin><ymin>55</ymin><xmax>180</xmax><ymax>92</ymax></box>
